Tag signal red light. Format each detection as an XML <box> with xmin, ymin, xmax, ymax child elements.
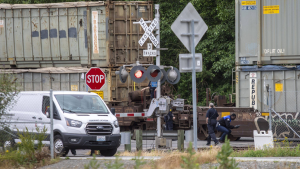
<box><xmin>150</xmin><ymin>69</ymin><xmax>160</xmax><ymax>77</ymax></box>
<box><xmin>134</xmin><ymin>70</ymin><xmax>143</xmax><ymax>78</ymax></box>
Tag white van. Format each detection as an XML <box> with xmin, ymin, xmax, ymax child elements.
<box><xmin>4</xmin><ymin>91</ymin><xmax>120</xmax><ymax>156</ymax></box>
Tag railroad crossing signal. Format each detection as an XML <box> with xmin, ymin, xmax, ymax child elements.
<box><xmin>138</xmin><ymin>18</ymin><xmax>159</xmax><ymax>47</ymax></box>
<box><xmin>116</xmin><ymin>66</ymin><xmax>180</xmax><ymax>84</ymax></box>
<box><xmin>130</xmin><ymin>66</ymin><xmax>147</xmax><ymax>83</ymax></box>
<box><xmin>86</xmin><ymin>68</ymin><xmax>106</xmax><ymax>90</ymax></box>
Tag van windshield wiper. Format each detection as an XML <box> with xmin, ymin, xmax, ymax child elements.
<box><xmin>62</xmin><ymin>108</ymin><xmax>76</xmax><ymax>113</ymax></box>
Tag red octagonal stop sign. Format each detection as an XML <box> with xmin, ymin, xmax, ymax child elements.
<box><xmin>86</xmin><ymin>68</ymin><xmax>106</xmax><ymax>90</ymax></box>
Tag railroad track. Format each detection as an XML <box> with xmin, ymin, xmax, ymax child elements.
<box><xmin>197</xmin><ymin>146</ymin><xmax>254</xmax><ymax>151</ymax></box>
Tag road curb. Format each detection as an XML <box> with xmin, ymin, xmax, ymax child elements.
<box><xmin>231</xmin><ymin>157</ymin><xmax>300</xmax><ymax>162</ymax></box>
<box><xmin>61</xmin><ymin>156</ymin><xmax>162</xmax><ymax>160</ymax></box>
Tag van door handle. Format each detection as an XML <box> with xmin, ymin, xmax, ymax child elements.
<box><xmin>38</xmin><ymin>117</ymin><xmax>42</xmax><ymax>120</ymax></box>
<box><xmin>32</xmin><ymin>116</ymin><xmax>36</xmax><ymax>119</ymax></box>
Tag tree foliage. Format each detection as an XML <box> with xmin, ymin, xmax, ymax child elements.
<box><xmin>156</xmin><ymin>0</ymin><xmax>235</xmax><ymax>105</ymax></box>
<box><xmin>0</xmin><ymin>72</ymin><xmax>19</xmax><ymax>146</ymax></box>
<box><xmin>0</xmin><ymin>73</ymin><xmax>19</xmax><ymax>117</ymax></box>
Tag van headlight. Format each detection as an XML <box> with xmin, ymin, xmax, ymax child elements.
<box><xmin>65</xmin><ymin>118</ymin><xmax>82</xmax><ymax>128</ymax></box>
<box><xmin>113</xmin><ymin>120</ymin><xmax>119</xmax><ymax>128</ymax></box>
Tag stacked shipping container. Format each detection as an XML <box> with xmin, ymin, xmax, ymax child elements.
<box><xmin>0</xmin><ymin>1</ymin><xmax>153</xmax><ymax>104</ymax></box>
<box><xmin>235</xmin><ymin>0</ymin><xmax>300</xmax><ymax>112</ymax></box>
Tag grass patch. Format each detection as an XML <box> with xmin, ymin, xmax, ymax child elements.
<box><xmin>231</xmin><ymin>137</ymin><xmax>300</xmax><ymax>157</ymax></box>
<box><xmin>117</xmin><ymin>149</ymin><xmax>172</xmax><ymax>157</ymax></box>
<box><xmin>231</xmin><ymin>145</ymin><xmax>300</xmax><ymax>157</ymax></box>
<box><xmin>142</xmin><ymin>145</ymin><xmax>220</xmax><ymax>169</ymax></box>
<box><xmin>0</xmin><ymin>151</ymin><xmax>61</xmax><ymax>169</ymax></box>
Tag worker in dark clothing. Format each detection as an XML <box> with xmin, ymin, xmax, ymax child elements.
<box><xmin>148</xmin><ymin>81</ymin><xmax>157</xmax><ymax>99</ymax></box>
<box><xmin>216</xmin><ymin>114</ymin><xmax>240</xmax><ymax>143</ymax></box>
<box><xmin>206</xmin><ymin>103</ymin><xmax>219</xmax><ymax>146</ymax></box>
<box><xmin>164</xmin><ymin>109</ymin><xmax>173</xmax><ymax>130</ymax></box>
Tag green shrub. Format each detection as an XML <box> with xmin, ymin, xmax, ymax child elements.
<box><xmin>132</xmin><ymin>151</ymin><xmax>146</xmax><ymax>169</ymax></box>
<box><xmin>84</xmin><ymin>154</ymin><xmax>100</xmax><ymax>169</ymax></box>
<box><xmin>180</xmin><ymin>142</ymin><xmax>199</xmax><ymax>169</ymax></box>
<box><xmin>0</xmin><ymin>126</ymin><xmax>48</xmax><ymax>167</ymax></box>
<box><xmin>216</xmin><ymin>137</ymin><xmax>239</xmax><ymax>169</ymax></box>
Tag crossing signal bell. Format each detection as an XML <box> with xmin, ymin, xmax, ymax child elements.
<box><xmin>166</xmin><ymin>67</ymin><xmax>180</xmax><ymax>84</ymax></box>
<box><xmin>115</xmin><ymin>66</ymin><xmax>128</xmax><ymax>83</ymax></box>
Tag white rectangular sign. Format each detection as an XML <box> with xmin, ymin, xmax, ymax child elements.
<box><xmin>179</xmin><ymin>53</ymin><xmax>202</xmax><ymax>73</ymax></box>
<box><xmin>143</xmin><ymin>50</ymin><xmax>157</xmax><ymax>57</ymax></box>
<box><xmin>92</xmin><ymin>11</ymin><xmax>99</xmax><ymax>54</ymax></box>
<box><xmin>250</xmin><ymin>78</ymin><xmax>257</xmax><ymax>109</ymax></box>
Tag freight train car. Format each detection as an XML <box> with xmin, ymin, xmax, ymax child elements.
<box><xmin>0</xmin><ymin>1</ymin><xmax>154</xmax><ymax>103</ymax></box>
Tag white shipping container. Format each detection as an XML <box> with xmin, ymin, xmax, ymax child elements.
<box><xmin>236</xmin><ymin>0</ymin><xmax>300</xmax><ymax>65</ymax></box>
<box><xmin>235</xmin><ymin>65</ymin><xmax>300</xmax><ymax>112</ymax></box>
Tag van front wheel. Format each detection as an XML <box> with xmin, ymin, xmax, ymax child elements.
<box><xmin>54</xmin><ymin>135</ymin><xmax>69</xmax><ymax>157</ymax></box>
<box><xmin>100</xmin><ymin>148</ymin><xmax>117</xmax><ymax>157</ymax></box>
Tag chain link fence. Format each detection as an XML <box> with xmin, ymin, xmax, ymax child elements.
<box><xmin>0</xmin><ymin>90</ymin><xmax>54</xmax><ymax>158</ymax></box>
<box><xmin>268</xmin><ymin>90</ymin><xmax>300</xmax><ymax>146</ymax></box>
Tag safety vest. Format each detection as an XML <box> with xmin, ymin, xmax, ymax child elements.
<box><xmin>223</xmin><ymin>115</ymin><xmax>231</xmax><ymax>122</ymax></box>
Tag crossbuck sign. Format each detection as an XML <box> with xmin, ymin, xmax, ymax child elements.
<box><xmin>138</xmin><ymin>18</ymin><xmax>159</xmax><ymax>47</ymax></box>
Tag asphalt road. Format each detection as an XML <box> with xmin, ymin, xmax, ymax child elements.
<box><xmin>65</xmin><ymin>137</ymin><xmax>254</xmax><ymax>157</ymax></box>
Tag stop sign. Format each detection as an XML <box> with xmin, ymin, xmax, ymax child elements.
<box><xmin>86</xmin><ymin>68</ymin><xmax>106</xmax><ymax>90</ymax></box>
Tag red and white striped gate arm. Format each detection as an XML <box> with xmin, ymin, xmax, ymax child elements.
<box><xmin>115</xmin><ymin>112</ymin><xmax>145</xmax><ymax>117</ymax></box>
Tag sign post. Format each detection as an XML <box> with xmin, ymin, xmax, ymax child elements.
<box><xmin>85</xmin><ymin>68</ymin><xmax>106</xmax><ymax>90</ymax></box>
<box><xmin>171</xmin><ymin>2</ymin><xmax>208</xmax><ymax>151</ymax></box>
<box><xmin>154</xmin><ymin>4</ymin><xmax>162</xmax><ymax>139</ymax></box>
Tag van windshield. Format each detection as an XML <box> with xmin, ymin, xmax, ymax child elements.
<box><xmin>55</xmin><ymin>94</ymin><xmax>109</xmax><ymax>114</ymax></box>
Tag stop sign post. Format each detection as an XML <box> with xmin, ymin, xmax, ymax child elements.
<box><xmin>86</xmin><ymin>68</ymin><xmax>106</xmax><ymax>90</ymax></box>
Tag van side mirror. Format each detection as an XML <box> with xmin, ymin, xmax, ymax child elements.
<box><xmin>111</xmin><ymin>108</ymin><xmax>115</xmax><ymax>115</ymax></box>
<box><xmin>46</xmin><ymin>107</ymin><xmax>58</xmax><ymax>118</ymax></box>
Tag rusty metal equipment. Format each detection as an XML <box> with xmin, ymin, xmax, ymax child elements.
<box><xmin>108</xmin><ymin>85</ymin><xmax>262</xmax><ymax>141</ymax></box>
